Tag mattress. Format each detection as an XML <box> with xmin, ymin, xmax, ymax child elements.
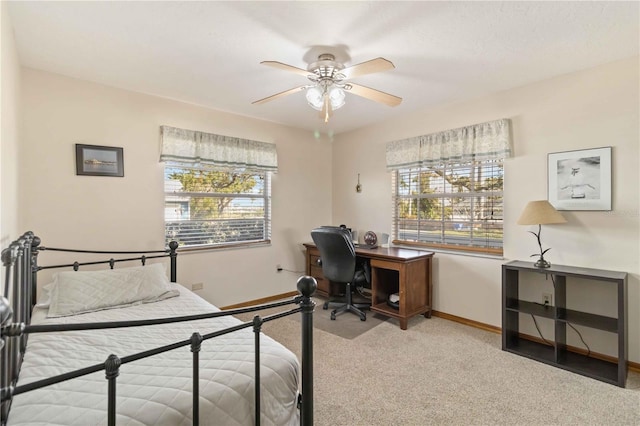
<box><xmin>6</xmin><ymin>284</ymin><xmax>300</xmax><ymax>426</ymax></box>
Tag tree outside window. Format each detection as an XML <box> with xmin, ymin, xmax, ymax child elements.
<box><xmin>164</xmin><ymin>165</ymin><xmax>271</xmax><ymax>248</ymax></box>
<box><xmin>394</xmin><ymin>160</ymin><xmax>503</xmax><ymax>255</ymax></box>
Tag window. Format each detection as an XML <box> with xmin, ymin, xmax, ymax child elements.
<box><xmin>393</xmin><ymin>160</ymin><xmax>503</xmax><ymax>255</ymax></box>
<box><xmin>164</xmin><ymin>163</ymin><xmax>271</xmax><ymax>248</ymax></box>
<box><xmin>386</xmin><ymin>118</ymin><xmax>511</xmax><ymax>256</ymax></box>
<box><xmin>159</xmin><ymin>125</ymin><xmax>278</xmax><ymax>249</ymax></box>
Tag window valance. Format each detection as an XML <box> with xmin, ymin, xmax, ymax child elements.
<box><xmin>160</xmin><ymin>125</ymin><xmax>278</xmax><ymax>172</ymax></box>
<box><xmin>386</xmin><ymin>118</ymin><xmax>512</xmax><ymax>170</ymax></box>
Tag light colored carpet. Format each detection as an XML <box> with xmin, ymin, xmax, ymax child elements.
<box><xmin>239</xmin><ymin>298</ymin><xmax>640</xmax><ymax>426</ymax></box>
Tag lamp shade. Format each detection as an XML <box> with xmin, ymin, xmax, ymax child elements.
<box><xmin>517</xmin><ymin>200</ymin><xmax>567</xmax><ymax>225</ymax></box>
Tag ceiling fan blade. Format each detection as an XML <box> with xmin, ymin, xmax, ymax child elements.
<box><xmin>252</xmin><ymin>86</ymin><xmax>307</xmax><ymax>105</ymax></box>
<box><xmin>260</xmin><ymin>61</ymin><xmax>311</xmax><ymax>77</ymax></box>
<box><xmin>347</xmin><ymin>83</ymin><xmax>402</xmax><ymax>107</ymax></box>
<box><xmin>340</xmin><ymin>57</ymin><xmax>395</xmax><ymax>79</ymax></box>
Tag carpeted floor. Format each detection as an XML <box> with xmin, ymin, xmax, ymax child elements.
<box><xmin>239</xmin><ymin>298</ymin><xmax>640</xmax><ymax>425</ymax></box>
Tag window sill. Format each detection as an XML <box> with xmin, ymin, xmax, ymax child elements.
<box><xmin>414</xmin><ymin>246</ymin><xmax>504</xmax><ymax>261</ymax></box>
<box><xmin>177</xmin><ymin>240</ymin><xmax>271</xmax><ymax>253</ymax></box>
<box><xmin>392</xmin><ymin>241</ymin><xmax>503</xmax><ymax>260</ymax></box>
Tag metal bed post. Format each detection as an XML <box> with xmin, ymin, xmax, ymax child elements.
<box><xmin>105</xmin><ymin>354</ymin><xmax>121</xmax><ymax>426</ymax></box>
<box><xmin>19</xmin><ymin>238</ymin><xmax>30</xmax><ymax>353</ymax></box>
<box><xmin>252</xmin><ymin>315</ymin><xmax>263</xmax><ymax>426</ymax></box>
<box><xmin>0</xmin><ymin>294</ymin><xmax>12</xmax><ymax>424</ymax></box>
<box><xmin>297</xmin><ymin>276</ymin><xmax>316</xmax><ymax>426</ymax></box>
<box><xmin>1</xmin><ymin>244</ymin><xmax>18</xmax><ymax>426</ymax></box>
<box><xmin>190</xmin><ymin>332</ymin><xmax>203</xmax><ymax>426</ymax></box>
<box><xmin>19</xmin><ymin>233</ymin><xmax>34</xmax><ymax>351</ymax></box>
<box><xmin>12</xmin><ymin>240</ymin><xmax>23</xmax><ymax>332</ymax></box>
<box><xmin>30</xmin><ymin>236</ymin><xmax>41</xmax><ymax>308</ymax></box>
<box><xmin>28</xmin><ymin>232</ymin><xmax>41</xmax><ymax>307</ymax></box>
<box><xmin>17</xmin><ymin>239</ymin><xmax>27</xmax><ymax>354</ymax></box>
<box><xmin>9</xmin><ymin>241</ymin><xmax>22</xmax><ymax>386</ymax></box>
<box><xmin>169</xmin><ymin>241</ymin><xmax>178</xmax><ymax>283</ymax></box>
<box><xmin>1</xmin><ymin>245</ymin><xmax>15</xmax><ymax>299</ymax></box>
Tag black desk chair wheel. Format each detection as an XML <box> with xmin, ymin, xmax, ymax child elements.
<box><xmin>311</xmin><ymin>227</ymin><xmax>371</xmax><ymax>321</ymax></box>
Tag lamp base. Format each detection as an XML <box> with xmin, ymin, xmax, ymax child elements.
<box><xmin>534</xmin><ymin>258</ymin><xmax>551</xmax><ymax>268</ymax></box>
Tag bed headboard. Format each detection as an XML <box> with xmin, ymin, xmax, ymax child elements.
<box><xmin>36</xmin><ymin>241</ymin><xmax>179</xmax><ymax>280</ymax></box>
<box><xmin>1</xmin><ymin>233</ymin><xmax>179</xmax><ymax>421</ymax></box>
<box><xmin>2</xmin><ymin>233</ymin><xmax>179</xmax><ymax>319</ymax></box>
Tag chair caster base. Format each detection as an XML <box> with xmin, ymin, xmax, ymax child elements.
<box><xmin>330</xmin><ymin>303</ymin><xmax>369</xmax><ymax>321</ymax></box>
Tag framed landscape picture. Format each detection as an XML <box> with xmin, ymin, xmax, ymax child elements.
<box><xmin>76</xmin><ymin>144</ymin><xmax>124</xmax><ymax>177</ymax></box>
<box><xmin>547</xmin><ymin>146</ymin><xmax>611</xmax><ymax>211</ymax></box>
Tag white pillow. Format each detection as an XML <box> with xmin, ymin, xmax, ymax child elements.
<box><xmin>46</xmin><ymin>263</ymin><xmax>179</xmax><ymax>318</ymax></box>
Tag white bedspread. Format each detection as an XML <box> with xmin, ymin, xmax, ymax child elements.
<box><xmin>7</xmin><ymin>284</ymin><xmax>300</xmax><ymax>426</ymax></box>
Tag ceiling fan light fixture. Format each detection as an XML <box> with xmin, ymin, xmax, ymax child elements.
<box><xmin>305</xmin><ymin>86</ymin><xmax>346</xmax><ymax>111</ymax></box>
<box><xmin>328</xmin><ymin>87</ymin><xmax>346</xmax><ymax>110</ymax></box>
<box><xmin>305</xmin><ymin>86</ymin><xmax>345</xmax><ymax>111</ymax></box>
<box><xmin>305</xmin><ymin>86</ymin><xmax>324</xmax><ymax>110</ymax></box>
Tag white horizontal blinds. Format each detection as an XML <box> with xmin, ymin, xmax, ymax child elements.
<box><xmin>160</xmin><ymin>126</ymin><xmax>275</xmax><ymax>248</ymax></box>
<box><xmin>394</xmin><ymin>161</ymin><xmax>504</xmax><ymax>251</ymax></box>
<box><xmin>388</xmin><ymin>119</ymin><xmax>511</xmax><ymax>254</ymax></box>
<box><xmin>390</xmin><ymin>172</ymin><xmax>399</xmax><ymax>245</ymax></box>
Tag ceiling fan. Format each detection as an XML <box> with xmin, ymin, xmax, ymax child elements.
<box><xmin>252</xmin><ymin>53</ymin><xmax>402</xmax><ymax>123</ymax></box>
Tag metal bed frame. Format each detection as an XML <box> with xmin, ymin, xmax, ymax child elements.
<box><xmin>0</xmin><ymin>232</ymin><xmax>315</xmax><ymax>426</ymax></box>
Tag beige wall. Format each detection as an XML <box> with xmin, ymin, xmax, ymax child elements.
<box><xmin>0</xmin><ymin>2</ymin><xmax>21</xmax><ymax>245</ymax></box>
<box><xmin>332</xmin><ymin>57</ymin><xmax>640</xmax><ymax>362</ymax></box>
<box><xmin>20</xmin><ymin>69</ymin><xmax>333</xmax><ymax>306</ymax></box>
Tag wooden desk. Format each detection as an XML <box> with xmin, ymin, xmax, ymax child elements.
<box><xmin>303</xmin><ymin>243</ymin><xmax>434</xmax><ymax>330</ymax></box>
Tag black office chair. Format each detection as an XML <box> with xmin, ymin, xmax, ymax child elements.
<box><xmin>311</xmin><ymin>227</ymin><xmax>370</xmax><ymax>321</ymax></box>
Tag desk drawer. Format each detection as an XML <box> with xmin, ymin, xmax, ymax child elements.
<box><xmin>309</xmin><ymin>264</ymin><xmax>328</xmax><ymax>294</ymax></box>
<box><xmin>371</xmin><ymin>258</ymin><xmax>401</xmax><ymax>271</ymax></box>
<box><xmin>310</xmin><ymin>254</ymin><xmax>322</xmax><ymax>268</ymax></box>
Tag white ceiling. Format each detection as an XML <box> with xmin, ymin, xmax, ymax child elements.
<box><xmin>7</xmin><ymin>1</ymin><xmax>639</xmax><ymax>136</ymax></box>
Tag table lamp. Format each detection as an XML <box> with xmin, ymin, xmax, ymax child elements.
<box><xmin>517</xmin><ymin>200</ymin><xmax>566</xmax><ymax>268</ymax></box>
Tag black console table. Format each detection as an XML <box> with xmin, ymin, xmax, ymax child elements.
<box><xmin>502</xmin><ymin>260</ymin><xmax>627</xmax><ymax>387</ymax></box>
